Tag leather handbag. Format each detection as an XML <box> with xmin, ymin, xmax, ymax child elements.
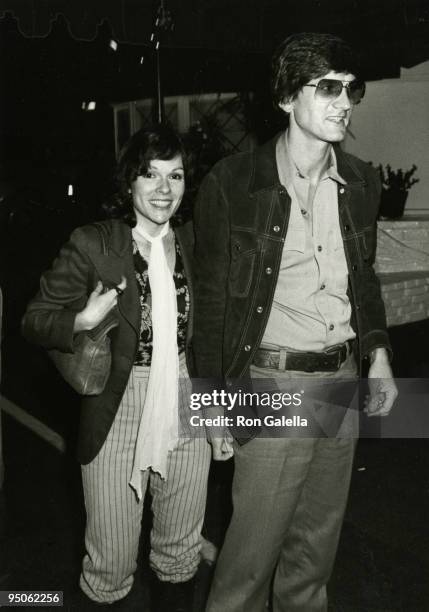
<box><xmin>48</xmin><ymin>224</ymin><xmax>119</xmax><ymax>395</ymax></box>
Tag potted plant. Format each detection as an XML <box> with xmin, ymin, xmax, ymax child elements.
<box><xmin>377</xmin><ymin>164</ymin><xmax>419</xmax><ymax>219</ymax></box>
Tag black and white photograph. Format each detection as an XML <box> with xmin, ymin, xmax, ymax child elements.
<box><xmin>1</xmin><ymin>1</ymin><xmax>429</xmax><ymax>610</ymax></box>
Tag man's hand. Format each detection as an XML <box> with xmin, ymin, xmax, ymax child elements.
<box><xmin>210</xmin><ymin>436</ymin><xmax>234</xmax><ymax>461</ymax></box>
<box><xmin>365</xmin><ymin>348</ymin><xmax>398</xmax><ymax>417</ymax></box>
<box><xmin>204</xmin><ymin>406</ymin><xmax>234</xmax><ymax>461</ymax></box>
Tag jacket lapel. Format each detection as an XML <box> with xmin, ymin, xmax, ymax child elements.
<box><xmin>89</xmin><ymin>220</ymin><xmax>140</xmax><ymax>336</ymax></box>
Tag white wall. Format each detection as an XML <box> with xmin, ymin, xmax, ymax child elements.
<box><xmin>343</xmin><ymin>61</ymin><xmax>429</xmax><ymax>214</ymax></box>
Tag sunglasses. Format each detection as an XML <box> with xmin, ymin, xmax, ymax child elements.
<box><xmin>304</xmin><ymin>78</ymin><xmax>366</xmax><ymax>105</ymax></box>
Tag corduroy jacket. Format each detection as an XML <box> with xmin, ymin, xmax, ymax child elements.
<box><xmin>22</xmin><ymin>218</ymin><xmax>195</xmax><ymax>464</ymax></box>
<box><xmin>193</xmin><ymin>134</ymin><xmax>391</xmax><ymax>382</ymax></box>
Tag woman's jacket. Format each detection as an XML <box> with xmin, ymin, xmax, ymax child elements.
<box><xmin>22</xmin><ymin>218</ymin><xmax>195</xmax><ymax>464</ymax></box>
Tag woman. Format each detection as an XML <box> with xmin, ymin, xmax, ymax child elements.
<box><xmin>22</xmin><ymin>125</ymin><xmax>211</xmax><ymax>610</ymax></box>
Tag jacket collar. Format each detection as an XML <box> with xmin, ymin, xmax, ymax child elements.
<box><xmin>249</xmin><ymin>132</ymin><xmax>365</xmax><ymax>194</ymax></box>
<box><xmin>333</xmin><ymin>144</ymin><xmax>365</xmax><ymax>186</ymax></box>
<box><xmin>249</xmin><ymin>135</ymin><xmax>281</xmax><ymax>194</ymax></box>
<box><xmin>86</xmin><ymin>220</ymin><xmax>139</xmax><ymax>336</ymax></box>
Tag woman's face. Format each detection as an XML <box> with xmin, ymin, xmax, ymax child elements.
<box><xmin>131</xmin><ymin>154</ymin><xmax>185</xmax><ymax>236</ymax></box>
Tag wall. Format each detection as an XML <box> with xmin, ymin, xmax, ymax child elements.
<box><xmin>343</xmin><ymin>61</ymin><xmax>429</xmax><ymax>214</ymax></box>
<box><xmin>375</xmin><ymin>219</ymin><xmax>429</xmax><ymax>327</ymax></box>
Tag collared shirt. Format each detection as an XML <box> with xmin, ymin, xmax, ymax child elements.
<box><xmin>261</xmin><ymin>133</ymin><xmax>356</xmax><ymax>352</ymax></box>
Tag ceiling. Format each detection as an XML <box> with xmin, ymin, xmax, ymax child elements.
<box><xmin>1</xmin><ymin>0</ymin><xmax>429</xmax><ymax>191</ymax></box>
<box><xmin>1</xmin><ymin>0</ymin><xmax>429</xmax><ymax>71</ymax></box>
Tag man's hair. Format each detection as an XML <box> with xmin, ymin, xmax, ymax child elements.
<box><xmin>271</xmin><ymin>32</ymin><xmax>363</xmax><ymax>107</ymax></box>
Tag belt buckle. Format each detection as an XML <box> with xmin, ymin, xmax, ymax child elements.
<box><xmin>336</xmin><ymin>349</ymin><xmax>342</xmax><ymax>370</ymax></box>
<box><xmin>336</xmin><ymin>342</ymin><xmax>349</xmax><ymax>370</ymax></box>
<box><xmin>325</xmin><ymin>344</ymin><xmax>342</xmax><ymax>371</ymax></box>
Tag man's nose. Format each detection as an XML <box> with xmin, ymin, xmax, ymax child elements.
<box><xmin>333</xmin><ymin>86</ymin><xmax>351</xmax><ymax>110</ymax></box>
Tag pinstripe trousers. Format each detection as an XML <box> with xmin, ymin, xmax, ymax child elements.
<box><xmin>79</xmin><ymin>355</ymin><xmax>211</xmax><ymax>604</ymax></box>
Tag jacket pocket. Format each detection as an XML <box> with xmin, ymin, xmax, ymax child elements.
<box><xmin>229</xmin><ymin>230</ymin><xmax>258</xmax><ymax>298</ymax></box>
<box><xmin>360</xmin><ymin>226</ymin><xmax>376</xmax><ymax>264</ymax></box>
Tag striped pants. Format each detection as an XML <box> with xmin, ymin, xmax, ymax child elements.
<box><xmin>79</xmin><ymin>358</ymin><xmax>211</xmax><ymax>604</ymax></box>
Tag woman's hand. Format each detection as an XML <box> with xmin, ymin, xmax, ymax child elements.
<box><xmin>73</xmin><ymin>276</ymin><xmax>127</xmax><ymax>333</ymax></box>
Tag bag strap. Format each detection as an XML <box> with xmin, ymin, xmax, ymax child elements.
<box><xmin>92</xmin><ymin>222</ymin><xmax>108</xmax><ymax>256</ymax></box>
<box><xmin>86</xmin><ymin>223</ymin><xmax>119</xmax><ymax>342</ymax></box>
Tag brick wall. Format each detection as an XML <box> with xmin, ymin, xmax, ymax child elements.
<box><xmin>375</xmin><ymin>219</ymin><xmax>429</xmax><ymax>327</ymax></box>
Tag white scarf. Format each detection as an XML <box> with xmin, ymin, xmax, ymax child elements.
<box><xmin>129</xmin><ymin>222</ymin><xmax>179</xmax><ymax>500</ymax></box>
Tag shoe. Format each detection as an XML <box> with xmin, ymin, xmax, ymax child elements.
<box><xmin>150</xmin><ymin>574</ymin><xmax>195</xmax><ymax>612</ymax></box>
<box><xmin>71</xmin><ymin>587</ymin><xmax>132</xmax><ymax>610</ymax></box>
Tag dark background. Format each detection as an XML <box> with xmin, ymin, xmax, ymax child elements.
<box><xmin>2</xmin><ymin>0</ymin><xmax>429</xmax><ymax>196</ymax></box>
<box><xmin>1</xmin><ymin>0</ymin><xmax>429</xmax><ymax>329</ymax></box>
<box><xmin>1</xmin><ymin>3</ymin><xmax>429</xmax><ymax>609</ymax></box>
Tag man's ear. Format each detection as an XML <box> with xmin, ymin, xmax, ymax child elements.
<box><xmin>279</xmin><ymin>98</ymin><xmax>293</xmax><ymax>114</ymax></box>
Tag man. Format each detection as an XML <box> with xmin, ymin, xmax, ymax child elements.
<box><xmin>193</xmin><ymin>33</ymin><xmax>398</xmax><ymax>611</ymax></box>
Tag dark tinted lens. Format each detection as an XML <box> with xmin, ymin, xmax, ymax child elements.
<box><xmin>348</xmin><ymin>80</ymin><xmax>365</xmax><ymax>104</ymax></box>
<box><xmin>316</xmin><ymin>79</ymin><xmax>343</xmax><ymax>98</ymax></box>
<box><xmin>316</xmin><ymin>79</ymin><xmax>365</xmax><ymax>104</ymax></box>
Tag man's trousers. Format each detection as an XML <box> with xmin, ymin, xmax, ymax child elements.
<box><xmin>206</xmin><ymin>353</ymin><xmax>358</xmax><ymax>612</ymax></box>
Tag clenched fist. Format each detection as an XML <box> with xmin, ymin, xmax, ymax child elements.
<box><xmin>73</xmin><ymin>276</ymin><xmax>127</xmax><ymax>333</ymax></box>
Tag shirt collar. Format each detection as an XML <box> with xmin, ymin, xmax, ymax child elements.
<box><xmin>325</xmin><ymin>150</ymin><xmax>347</xmax><ymax>185</ymax></box>
<box><xmin>276</xmin><ymin>131</ymin><xmax>347</xmax><ymax>187</ymax></box>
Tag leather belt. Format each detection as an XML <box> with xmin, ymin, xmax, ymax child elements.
<box><xmin>253</xmin><ymin>341</ymin><xmax>353</xmax><ymax>373</ymax></box>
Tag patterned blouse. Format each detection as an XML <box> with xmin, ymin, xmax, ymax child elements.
<box><xmin>133</xmin><ymin>235</ymin><xmax>190</xmax><ymax>366</ymax></box>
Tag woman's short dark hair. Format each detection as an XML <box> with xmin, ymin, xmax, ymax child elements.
<box><xmin>103</xmin><ymin>124</ymin><xmax>187</xmax><ymax>226</ymax></box>
<box><xmin>271</xmin><ymin>32</ymin><xmax>363</xmax><ymax>107</ymax></box>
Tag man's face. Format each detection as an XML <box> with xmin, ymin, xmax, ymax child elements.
<box><xmin>280</xmin><ymin>71</ymin><xmax>356</xmax><ymax>144</ymax></box>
